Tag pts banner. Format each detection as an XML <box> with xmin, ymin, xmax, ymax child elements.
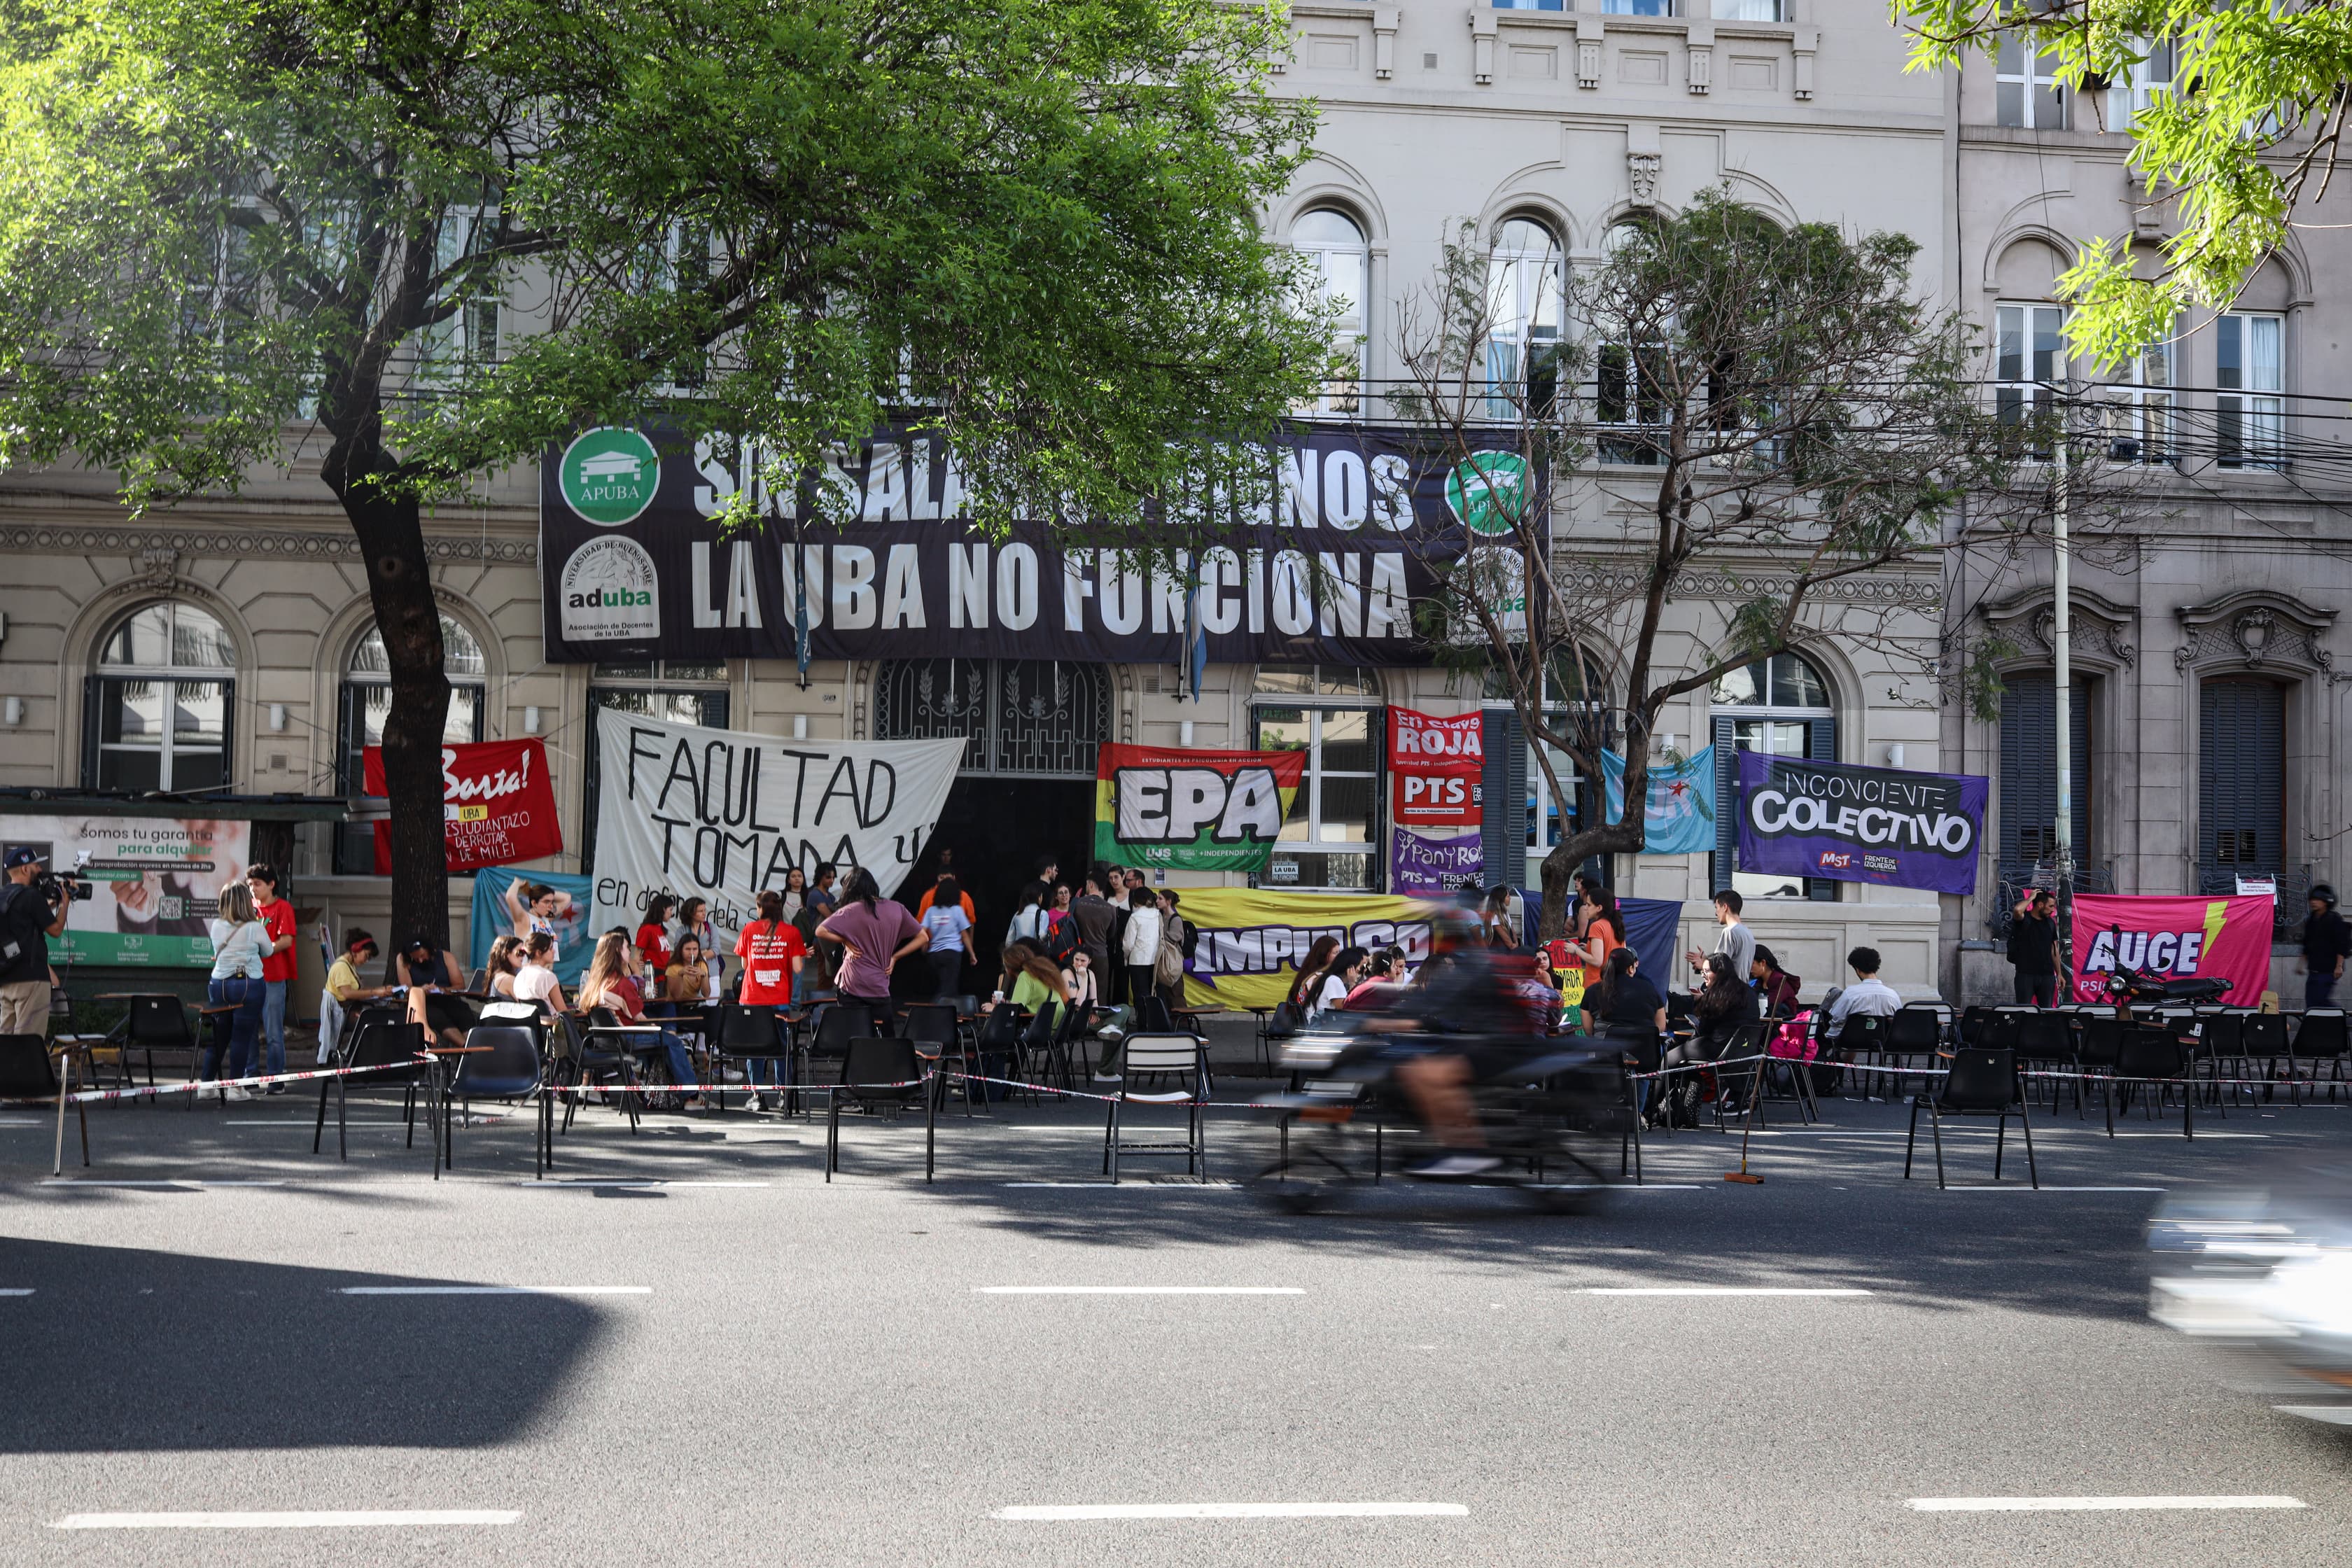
<box><xmin>1093</xmin><ymin>745</ymin><xmax>1305</xmax><ymax>874</ymax></box>
<box><xmin>1387</xmin><ymin>707</ymin><xmax>1482</xmax><ymax>825</ymax></box>
<box><xmin>2068</xmin><ymin>893</ymin><xmax>2274</xmax><ymax>1006</ymax></box>
<box><xmin>1175</xmin><ymin>888</ymin><xmax>1436</xmax><ymax>1011</ymax></box>
<box><xmin>1736</xmin><ymin>752</ymin><xmax>1987</xmax><ymax>895</ymax></box>
<box><xmin>363</xmin><ymin>739</ymin><xmax>562</xmax><ymax>872</ymax></box>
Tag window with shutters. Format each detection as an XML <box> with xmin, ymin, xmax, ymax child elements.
<box><xmin>582</xmin><ymin>664</ymin><xmax>732</xmax><ymax>868</ymax></box>
<box><xmin>1253</xmin><ymin>664</ymin><xmax>1380</xmax><ymax>890</ymax></box>
<box><xmin>1996</xmin><ymin>672</ymin><xmax>2093</xmax><ymax>889</ymax></box>
<box><xmin>2199</xmin><ymin>678</ymin><xmax>2286</xmax><ymax>887</ymax></box>
<box><xmin>334</xmin><ymin>616</ymin><xmax>489</xmax><ymax>875</ymax></box>
<box><xmin>1709</xmin><ymin>653</ymin><xmax>1837</xmax><ymax>900</ymax></box>
<box><xmin>87</xmin><ymin>601</ymin><xmax>237</xmax><ymax>793</ymax></box>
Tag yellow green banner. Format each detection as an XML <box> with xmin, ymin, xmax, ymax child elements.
<box><xmin>1177</xmin><ymin>888</ymin><xmax>1437</xmax><ymax>1011</ymax></box>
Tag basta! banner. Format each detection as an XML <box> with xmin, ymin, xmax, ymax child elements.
<box><xmin>1175</xmin><ymin>888</ymin><xmax>1437</xmax><ymax>1011</ymax></box>
<box><xmin>1736</xmin><ymin>752</ymin><xmax>1988</xmax><ymax>895</ymax></box>
<box><xmin>1390</xmin><ymin>825</ymin><xmax>1484</xmax><ymax>895</ymax></box>
<box><xmin>587</xmin><ymin>709</ymin><xmax>963</xmax><ymax>960</ymax></box>
<box><xmin>1387</xmin><ymin>707</ymin><xmax>1483</xmax><ymax>826</ymax></box>
<box><xmin>363</xmin><ymin>739</ymin><xmax>563</xmax><ymax>873</ymax></box>
<box><xmin>1093</xmin><ymin>744</ymin><xmax>1306</xmax><ymax>874</ymax></box>
<box><xmin>2068</xmin><ymin>892</ymin><xmax>2274</xmax><ymax>1007</ymax></box>
<box><xmin>539</xmin><ymin>423</ymin><xmax>1544</xmax><ymax>668</ymax></box>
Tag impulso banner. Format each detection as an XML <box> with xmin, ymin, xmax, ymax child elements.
<box><xmin>539</xmin><ymin>424</ymin><xmax>1544</xmax><ymax>666</ymax></box>
<box><xmin>0</xmin><ymin>814</ymin><xmax>252</xmax><ymax>966</ymax></box>
<box><xmin>587</xmin><ymin>709</ymin><xmax>963</xmax><ymax>958</ymax></box>
<box><xmin>1093</xmin><ymin>744</ymin><xmax>1305</xmax><ymax>874</ymax></box>
<box><xmin>1175</xmin><ymin>888</ymin><xmax>1436</xmax><ymax>1011</ymax></box>
<box><xmin>1735</xmin><ymin>752</ymin><xmax>1988</xmax><ymax>895</ymax></box>
<box><xmin>1387</xmin><ymin>707</ymin><xmax>1483</xmax><ymax>827</ymax></box>
<box><xmin>363</xmin><ymin>739</ymin><xmax>563</xmax><ymax>872</ymax></box>
<box><xmin>2068</xmin><ymin>892</ymin><xmax>2273</xmax><ymax>1006</ymax></box>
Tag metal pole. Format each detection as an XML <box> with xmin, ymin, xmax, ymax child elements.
<box><xmin>2052</xmin><ymin>402</ymin><xmax>2077</xmax><ymax>987</ymax></box>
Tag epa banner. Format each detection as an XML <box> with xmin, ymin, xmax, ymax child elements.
<box><xmin>0</xmin><ymin>814</ymin><xmax>251</xmax><ymax>967</ymax></box>
<box><xmin>363</xmin><ymin>739</ymin><xmax>563</xmax><ymax>872</ymax></box>
<box><xmin>1390</xmin><ymin>825</ymin><xmax>1484</xmax><ymax>895</ymax></box>
<box><xmin>1388</xmin><ymin>707</ymin><xmax>1483</xmax><ymax>826</ymax></box>
<box><xmin>1736</xmin><ymin>752</ymin><xmax>1987</xmax><ymax>895</ymax></box>
<box><xmin>538</xmin><ymin>423</ymin><xmax>1544</xmax><ymax>667</ymax></box>
<box><xmin>587</xmin><ymin>710</ymin><xmax>963</xmax><ymax>960</ymax></box>
<box><xmin>1177</xmin><ymin>888</ymin><xmax>1436</xmax><ymax>1011</ymax></box>
<box><xmin>1093</xmin><ymin>744</ymin><xmax>1306</xmax><ymax>874</ymax></box>
<box><xmin>2068</xmin><ymin>893</ymin><xmax>2273</xmax><ymax>1006</ymax></box>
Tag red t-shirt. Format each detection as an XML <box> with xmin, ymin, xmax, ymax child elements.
<box><xmin>258</xmin><ymin>897</ymin><xmax>297</xmax><ymax>983</ymax></box>
<box><xmin>634</xmin><ymin>923</ymin><xmax>673</xmax><ymax>974</ymax></box>
<box><xmin>734</xmin><ymin>920</ymin><xmax>806</xmax><ymax>1006</ymax></box>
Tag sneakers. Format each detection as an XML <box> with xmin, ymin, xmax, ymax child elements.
<box><xmin>221</xmin><ymin>1086</ymin><xmax>254</xmax><ymax>1103</ymax></box>
<box><xmin>1091</xmin><ymin>1072</ymin><xmax>1121</xmax><ymax>1084</ymax></box>
<box><xmin>1406</xmin><ymin>1152</ymin><xmax>1500</xmax><ymax>1178</ymax></box>
<box><xmin>743</xmin><ymin>1093</ymin><xmax>764</xmax><ymax>1113</ymax></box>
<box><xmin>266</xmin><ymin>1084</ymin><xmax>287</xmax><ymax>1096</ymax></box>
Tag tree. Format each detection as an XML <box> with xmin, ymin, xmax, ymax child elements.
<box><xmin>0</xmin><ymin>0</ymin><xmax>1327</xmax><ymax>946</ymax></box>
<box><xmin>1890</xmin><ymin>0</ymin><xmax>2333</xmax><ymax>362</ymax></box>
<box><xmin>1388</xmin><ymin>192</ymin><xmax>2025</xmax><ymax>939</ymax></box>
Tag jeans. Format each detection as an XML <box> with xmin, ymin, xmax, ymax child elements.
<box><xmin>745</xmin><ymin>1012</ymin><xmax>795</xmax><ymax>1089</ymax></box>
<box><xmin>202</xmin><ymin>975</ymin><xmax>265</xmax><ymax>1082</ymax></box>
<box><xmin>658</xmin><ymin>1030</ymin><xmax>696</xmax><ymax>1097</ymax></box>
<box><xmin>2307</xmin><ymin>970</ymin><xmax>2340</xmax><ymax>1010</ymax></box>
<box><xmin>2013</xmin><ymin>971</ymin><xmax>2058</xmax><ymax>1007</ymax></box>
<box><xmin>260</xmin><ymin>980</ymin><xmax>288</xmax><ymax>1077</ymax></box>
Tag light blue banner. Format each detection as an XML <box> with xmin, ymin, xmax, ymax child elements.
<box><xmin>1599</xmin><ymin>746</ymin><xmax>1716</xmax><ymax>855</ymax></box>
<box><xmin>469</xmin><ymin>866</ymin><xmax>594</xmax><ymax>987</ymax></box>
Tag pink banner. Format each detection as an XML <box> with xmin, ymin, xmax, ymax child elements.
<box><xmin>2068</xmin><ymin>892</ymin><xmax>2273</xmax><ymax>1006</ymax></box>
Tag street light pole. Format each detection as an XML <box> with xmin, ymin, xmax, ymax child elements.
<box><xmin>2052</xmin><ymin>397</ymin><xmax>2076</xmax><ymax>986</ymax></box>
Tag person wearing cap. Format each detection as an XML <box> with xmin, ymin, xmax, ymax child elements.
<box><xmin>2300</xmin><ymin>884</ymin><xmax>2349</xmax><ymax>1010</ymax></box>
<box><xmin>0</xmin><ymin>846</ymin><xmax>71</xmax><ymax>1036</ymax></box>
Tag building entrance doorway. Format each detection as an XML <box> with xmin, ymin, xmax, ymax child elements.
<box><xmin>902</xmin><ymin>776</ymin><xmax>1096</xmax><ymax>993</ymax></box>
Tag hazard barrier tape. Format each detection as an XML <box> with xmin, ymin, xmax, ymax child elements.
<box><xmin>3</xmin><ymin>1057</ymin><xmax>433</xmax><ymax>1109</ymax></box>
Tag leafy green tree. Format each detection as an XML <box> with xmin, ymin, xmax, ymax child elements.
<box><xmin>1891</xmin><ymin>0</ymin><xmax>2330</xmax><ymax>361</ymax></box>
<box><xmin>1388</xmin><ymin>192</ymin><xmax>2022</xmax><ymax>938</ymax></box>
<box><xmin>0</xmin><ymin>0</ymin><xmax>1326</xmax><ymax>944</ymax></box>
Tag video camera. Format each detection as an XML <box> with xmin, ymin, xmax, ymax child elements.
<box><xmin>34</xmin><ymin>853</ymin><xmax>92</xmax><ymax>906</ymax></box>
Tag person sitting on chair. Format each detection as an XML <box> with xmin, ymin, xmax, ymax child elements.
<box><xmin>1824</xmin><ymin>946</ymin><xmax>1902</xmax><ymax>1040</ymax></box>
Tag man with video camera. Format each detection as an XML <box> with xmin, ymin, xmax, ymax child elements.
<box><xmin>0</xmin><ymin>846</ymin><xmax>73</xmax><ymax>1035</ymax></box>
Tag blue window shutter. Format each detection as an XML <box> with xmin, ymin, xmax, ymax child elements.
<box><xmin>1480</xmin><ymin>708</ymin><xmax>1527</xmax><ymax>890</ymax></box>
<box><xmin>1503</xmin><ymin>718</ymin><xmax>1528</xmax><ymax>889</ymax></box>
<box><xmin>1807</xmin><ymin>715</ymin><xmax>1839</xmax><ymax>901</ymax></box>
<box><xmin>1712</xmin><ymin>714</ymin><xmax>1737</xmax><ymax>892</ymax></box>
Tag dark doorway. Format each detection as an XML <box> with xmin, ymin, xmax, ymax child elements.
<box><xmin>896</xmin><ymin>776</ymin><xmax>1095</xmax><ymax>995</ymax></box>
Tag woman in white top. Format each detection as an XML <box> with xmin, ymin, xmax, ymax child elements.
<box><xmin>204</xmin><ymin>881</ymin><xmax>272</xmax><ymax>1096</ymax></box>
<box><xmin>1312</xmin><ymin>946</ymin><xmax>1369</xmax><ymax>1018</ymax></box>
<box><xmin>512</xmin><ymin>932</ymin><xmax>568</xmax><ymax>1012</ymax></box>
<box><xmin>1005</xmin><ymin>879</ymin><xmax>1051</xmax><ymax>948</ymax></box>
<box><xmin>1119</xmin><ymin>886</ymin><xmax>1163</xmax><ymax>1018</ymax></box>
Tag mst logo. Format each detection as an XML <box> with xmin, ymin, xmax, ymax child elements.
<box><xmin>1817</xmin><ymin>850</ymin><xmax>1852</xmax><ymax>870</ymax></box>
<box><xmin>559</xmin><ymin>536</ymin><xmax>661</xmax><ymax>642</ymax></box>
<box><xmin>1112</xmin><ymin>766</ymin><xmax>1284</xmax><ymax>845</ymax></box>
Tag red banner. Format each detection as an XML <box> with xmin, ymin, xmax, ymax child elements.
<box><xmin>2068</xmin><ymin>892</ymin><xmax>2274</xmax><ymax>1006</ymax></box>
<box><xmin>363</xmin><ymin>739</ymin><xmax>564</xmax><ymax>873</ymax></box>
<box><xmin>1387</xmin><ymin>708</ymin><xmax>1483</xmax><ymax>826</ymax></box>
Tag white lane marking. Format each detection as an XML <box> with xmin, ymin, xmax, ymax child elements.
<box><xmin>2099</xmin><ymin>1132</ymin><xmax>2269</xmax><ymax>1139</ymax></box>
<box><xmin>1002</xmin><ymin>1182</ymin><xmax>1239</xmax><ymax>1189</ymax></box>
<box><xmin>1907</xmin><ymin>1495</ymin><xmax>2305</xmax><ymax>1513</ymax></box>
<box><xmin>514</xmin><ymin>1180</ymin><xmax>771</xmax><ymax>1189</ymax></box>
<box><xmin>2274</xmin><ymin>1406</ymin><xmax>2352</xmax><ymax>1426</ymax></box>
<box><xmin>976</xmin><ymin>1287</ymin><xmax>1304</xmax><ymax>1296</ymax></box>
<box><xmin>38</xmin><ymin>1180</ymin><xmax>287</xmax><ymax>1188</ymax></box>
<box><xmin>53</xmin><ymin>1510</ymin><xmax>522</xmax><ymax>1530</ymax></box>
<box><xmin>0</xmin><ymin>1288</ymin><xmax>32</xmax><ymax>1296</ymax></box>
<box><xmin>336</xmin><ymin>1286</ymin><xmax>650</xmax><ymax>1296</ymax></box>
<box><xmin>1581</xmin><ymin>1287</ymin><xmax>1872</xmax><ymax>1296</ymax></box>
<box><xmin>995</xmin><ymin>1502</ymin><xmax>1466</xmax><ymax>1520</ymax></box>
<box><xmin>1931</xmin><ymin>1186</ymin><xmax>2165</xmax><ymax>1194</ymax></box>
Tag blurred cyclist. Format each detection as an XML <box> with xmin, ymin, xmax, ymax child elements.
<box><xmin>1382</xmin><ymin>909</ymin><xmax>1549</xmax><ymax>1177</ymax></box>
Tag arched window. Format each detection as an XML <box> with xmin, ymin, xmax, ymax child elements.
<box><xmin>88</xmin><ymin>601</ymin><xmax>237</xmax><ymax>792</ymax></box>
<box><xmin>1709</xmin><ymin>652</ymin><xmax>1837</xmax><ymax>901</ymax></box>
<box><xmin>1294</xmin><ymin>209</ymin><xmax>1368</xmax><ymax>414</ymax></box>
<box><xmin>1486</xmin><ymin>217</ymin><xmax>1562</xmax><ymax>419</ymax></box>
<box><xmin>334</xmin><ymin>616</ymin><xmax>489</xmax><ymax>874</ymax></box>
<box><xmin>1252</xmin><ymin>664</ymin><xmax>1380</xmax><ymax>889</ymax></box>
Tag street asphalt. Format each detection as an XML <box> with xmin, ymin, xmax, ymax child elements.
<box><xmin>1</xmin><ymin>1073</ymin><xmax>2348</xmax><ymax>1567</ymax></box>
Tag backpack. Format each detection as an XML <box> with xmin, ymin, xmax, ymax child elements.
<box><xmin>1042</xmin><ymin>915</ymin><xmax>1081</xmax><ymax>971</ymax></box>
<box><xmin>1154</xmin><ymin>916</ymin><xmax>1187</xmax><ymax>990</ymax></box>
<box><xmin>1765</xmin><ymin>1009</ymin><xmax>1819</xmax><ymax>1060</ymax></box>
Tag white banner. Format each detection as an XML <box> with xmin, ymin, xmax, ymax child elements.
<box><xmin>588</xmin><ymin>709</ymin><xmax>964</xmax><ymax>955</ymax></box>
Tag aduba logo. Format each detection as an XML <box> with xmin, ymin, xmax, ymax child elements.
<box><xmin>559</xmin><ymin>536</ymin><xmax>662</xmax><ymax>642</ymax></box>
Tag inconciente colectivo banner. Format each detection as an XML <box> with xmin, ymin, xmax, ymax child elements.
<box><xmin>587</xmin><ymin>709</ymin><xmax>962</xmax><ymax>958</ymax></box>
<box><xmin>1175</xmin><ymin>888</ymin><xmax>1438</xmax><ymax>1011</ymax></box>
<box><xmin>1093</xmin><ymin>744</ymin><xmax>1306</xmax><ymax>874</ymax></box>
<box><xmin>1735</xmin><ymin>752</ymin><xmax>1988</xmax><ymax>895</ymax></box>
<box><xmin>538</xmin><ymin>423</ymin><xmax>1544</xmax><ymax>666</ymax></box>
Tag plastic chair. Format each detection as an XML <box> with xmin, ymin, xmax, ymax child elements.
<box><xmin>902</xmin><ymin>1002</ymin><xmax>979</xmax><ymax>1115</ymax></box>
<box><xmin>799</xmin><ymin>1002</ymin><xmax>879</xmax><ymax>1107</ymax></box>
<box><xmin>825</xmin><ymin>1037</ymin><xmax>932</xmax><ymax>1182</ymax></box>
<box><xmin>1100</xmin><ymin>1032</ymin><xmax>1209</xmax><ymax>1183</ymax></box>
<box><xmin>0</xmin><ymin>1033</ymin><xmax>85</xmax><ymax>1167</ymax></box>
<box><xmin>707</xmin><ymin>1002</ymin><xmax>787</xmax><ymax>1113</ymax></box>
<box><xmin>2113</xmin><ymin>1026</ymin><xmax>2194</xmax><ymax>1139</ymax></box>
<box><xmin>312</xmin><ymin>1018</ymin><xmax>436</xmax><ymax>1172</ymax></box>
<box><xmin>2291</xmin><ymin>1009</ymin><xmax>2348</xmax><ymax>1102</ymax></box>
<box><xmin>118</xmin><ymin>995</ymin><xmax>200</xmax><ymax>1096</ymax></box>
<box><xmin>1904</xmin><ymin>1046</ymin><xmax>2036</xmax><ymax>1189</ymax></box>
<box><xmin>449</xmin><ymin>1023</ymin><xmax>549</xmax><ymax>1175</ymax></box>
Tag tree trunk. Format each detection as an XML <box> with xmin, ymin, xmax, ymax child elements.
<box><xmin>1536</xmin><ymin>820</ymin><xmax>1642</xmax><ymax>942</ymax></box>
<box><xmin>328</xmin><ymin>463</ymin><xmax>453</xmax><ymax>955</ymax></box>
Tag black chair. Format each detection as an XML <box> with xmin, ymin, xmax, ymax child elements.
<box><xmin>2073</xmin><ymin>1015</ymin><xmax>2128</xmax><ymax>1116</ymax></box>
<box><xmin>2292</xmin><ymin>1009</ymin><xmax>2348</xmax><ymax>1102</ymax></box>
<box><xmin>117</xmin><ymin>995</ymin><xmax>200</xmax><ymax>1096</ymax></box>
<box><xmin>1257</xmin><ymin>1000</ymin><xmax>1301</xmax><ymax>1077</ymax></box>
<box><xmin>1101</xmin><ymin>1033</ymin><xmax>1209</xmax><ymax>1183</ymax></box>
<box><xmin>707</xmin><ymin>1002</ymin><xmax>788</xmax><ymax>1113</ymax></box>
<box><xmin>2012</xmin><ymin>1010</ymin><xmax>2073</xmax><ymax>1107</ymax></box>
<box><xmin>0</xmin><ymin>1033</ymin><xmax>85</xmax><ymax>1168</ymax></box>
<box><xmin>1956</xmin><ymin>1004</ymin><xmax>1993</xmax><ymax>1049</ymax></box>
<box><xmin>312</xmin><ymin>1019</ymin><xmax>436</xmax><ymax>1172</ymax></box>
<box><xmin>1884</xmin><ymin>1007</ymin><xmax>1947</xmax><ymax>1100</ymax></box>
<box><xmin>2237</xmin><ymin>1013</ymin><xmax>2291</xmax><ymax>1102</ymax></box>
<box><xmin>973</xmin><ymin>1003</ymin><xmax>1032</xmax><ymax>1102</ymax></box>
<box><xmin>2112</xmin><ymin>1026</ymin><xmax>2194</xmax><ymax>1139</ymax></box>
<box><xmin>449</xmin><ymin>1024</ymin><xmax>550</xmax><ymax>1175</ymax></box>
<box><xmin>825</xmin><ymin>1037</ymin><xmax>932</xmax><ymax>1182</ymax></box>
<box><xmin>902</xmin><ymin>1002</ymin><xmax>979</xmax><ymax>1116</ymax></box>
<box><xmin>1904</xmin><ymin>1046</ymin><xmax>2036</xmax><ymax>1189</ymax></box>
<box><xmin>1610</xmin><ymin>1026</ymin><xmax>1662</xmax><ymax>1183</ymax></box>
<box><xmin>797</xmin><ymin>1002</ymin><xmax>878</xmax><ymax>1100</ymax></box>
<box><xmin>558</xmin><ymin>1009</ymin><xmax>649</xmax><ymax>1135</ymax></box>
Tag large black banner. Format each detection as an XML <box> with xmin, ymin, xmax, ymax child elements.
<box><xmin>537</xmin><ymin>424</ymin><xmax>1535</xmax><ymax>666</ymax></box>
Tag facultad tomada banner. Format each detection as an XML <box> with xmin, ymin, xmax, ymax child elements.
<box><xmin>364</xmin><ymin>738</ymin><xmax>564</xmax><ymax>873</ymax></box>
<box><xmin>1093</xmin><ymin>744</ymin><xmax>1306</xmax><ymax>874</ymax></box>
<box><xmin>2068</xmin><ymin>892</ymin><xmax>2274</xmax><ymax>1006</ymax></box>
<box><xmin>1735</xmin><ymin>752</ymin><xmax>1987</xmax><ymax>895</ymax></box>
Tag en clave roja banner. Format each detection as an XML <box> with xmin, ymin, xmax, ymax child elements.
<box><xmin>1093</xmin><ymin>745</ymin><xmax>1305</xmax><ymax>874</ymax></box>
<box><xmin>363</xmin><ymin>739</ymin><xmax>564</xmax><ymax>873</ymax></box>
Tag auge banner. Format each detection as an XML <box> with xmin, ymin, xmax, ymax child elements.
<box><xmin>1093</xmin><ymin>745</ymin><xmax>1305</xmax><ymax>874</ymax></box>
<box><xmin>2068</xmin><ymin>892</ymin><xmax>2274</xmax><ymax>1006</ymax></box>
<box><xmin>540</xmin><ymin>424</ymin><xmax>1542</xmax><ymax>667</ymax></box>
<box><xmin>1735</xmin><ymin>752</ymin><xmax>1988</xmax><ymax>895</ymax></box>
<box><xmin>1175</xmin><ymin>889</ymin><xmax>1436</xmax><ymax>1011</ymax></box>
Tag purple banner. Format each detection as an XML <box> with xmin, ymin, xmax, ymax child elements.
<box><xmin>1735</xmin><ymin>752</ymin><xmax>1987</xmax><ymax>895</ymax></box>
<box><xmin>1390</xmin><ymin>825</ymin><xmax>1484</xmax><ymax>895</ymax></box>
